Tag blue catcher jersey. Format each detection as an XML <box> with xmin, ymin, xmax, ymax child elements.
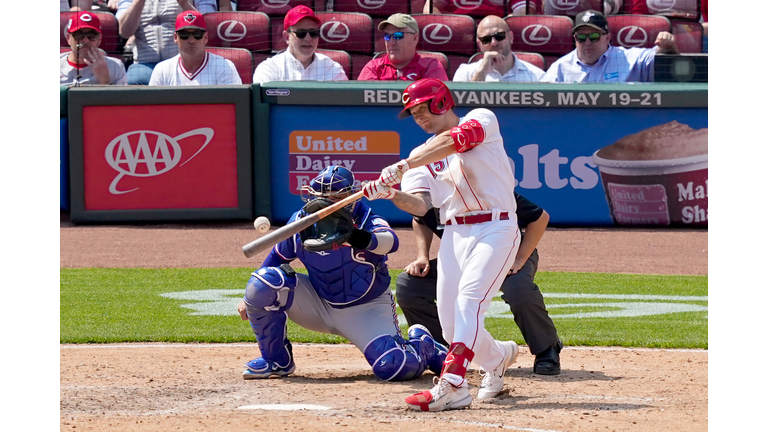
<box><xmin>261</xmin><ymin>201</ymin><xmax>398</xmax><ymax>308</ymax></box>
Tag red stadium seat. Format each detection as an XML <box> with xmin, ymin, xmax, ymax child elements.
<box><xmin>252</xmin><ymin>52</ymin><xmax>274</xmax><ymax>69</ymax></box>
<box><xmin>206</xmin><ymin>47</ymin><xmax>255</xmax><ymax>84</ymax></box>
<box><xmin>411</xmin><ymin>0</ymin><xmax>427</xmax><ymax>13</ymax></box>
<box><xmin>315</xmin><ymin>12</ymin><xmax>375</xmax><ymax>54</ymax></box>
<box><xmin>271</xmin><ymin>16</ymin><xmax>289</xmax><ymax>52</ymax></box>
<box><xmin>607</xmin><ymin>15</ymin><xmax>671</xmax><ymax>49</ymax></box>
<box><xmin>542</xmin><ymin>54</ymin><xmax>559</xmax><ymax>70</ymax></box>
<box><xmin>317</xmin><ymin>49</ymin><xmax>353</xmax><ymax>79</ymax></box>
<box><xmin>669</xmin><ymin>18</ymin><xmax>703</xmax><ymax>53</ymax></box>
<box><xmin>235</xmin><ymin>0</ymin><xmax>314</xmax><ymax>16</ymax></box>
<box><xmin>643</xmin><ymin>0</ymin><xmax>699</xmax><ymax>21</ymax></box>
<box><xmin>410</xmin><ymin>14</ymin><xmax>477</xmax><ymax>55</ymax></box>
<box><xmin>350</xmin><ymin>54</ymin><xmax>373</xmax><ymax>80</ymax></box>
<box><xmin>468</xmin><ymin>51</ymin><xmax>546</xmax><ymax>70</ymax></box>
<box><xmin>60</xmin><ymin>11</ymin><xmax>121</xmax><ymax>52</ymax></box>
<box><xmin>542</xmin><ymin>0</ymin><xmax>602</xmax><ymax>18</ymax></box>
<box><xmin>429</xmin><ymin>0</ymin><xmax>508</xmax><ymax>18</ymax></box>
<box><xmin>505</xmin><ymin>15</ymin><xmax>574</xmax><ymax>55</ymax></box>
<box><xmin>333</xmin><ymin>0</ymin><xmax>410</xmax><ymax>17</ymax></box>
<box><xmin>204</xmin><ymin>12</ymin><xmax>271</xmax><ymax>52</ymax></box>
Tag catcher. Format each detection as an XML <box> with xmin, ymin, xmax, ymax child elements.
<box><xmin>236</xmin><ymin>165</ymin><xmax>448</xmax><ymax>381</ymax></box>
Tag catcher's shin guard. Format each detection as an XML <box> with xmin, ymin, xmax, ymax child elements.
<box><xmin>364</xmin><ymin>334</ymin><xmax>432</xmax><ymax>381</ymax></box>
<box><xmin>244</xmin><ymin>266</ymin><xmax>297</xmax><ymax>368</ymax></box>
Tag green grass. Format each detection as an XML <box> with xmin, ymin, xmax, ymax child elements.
<box><xmin>61</xmin><ymin>268</ymin><xmax>707</xmax><ymax>349</ymax></box>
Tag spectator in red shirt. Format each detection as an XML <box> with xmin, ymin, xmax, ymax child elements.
<box><xmin>357</xmin><ymin>14</ymin><xmax>448</xmax><ymax>81</ymax></box>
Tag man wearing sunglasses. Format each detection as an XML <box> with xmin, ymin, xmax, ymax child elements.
<box><xmin>543</xmin><ymin>9</ymin><xmax>678</xmax><ymax>83</ymax></box>
<box><xmin>253</xmin><ymin>6</ymin><xmax>347</xmax><ymax>84</ymax></box>
<box><xmin>453</xmin><ymin>15</ymin><xmax>545</xmax><ymax>83</ymax></box>
<box><xmin>116</xmin><ymin>0</ymin><xmax>217</xmax><ymax>85</ymax></box>
<box><xmin>358</xmin><ymin>14</ymin><xmax>448</xmax><ymax>81</ymax></box>
<box><xmin>60</xmin><ymin>11</ymin><xmax>127</xmax><ymax>85</ymax></box>
<box><xmin>148</xmin><ymin>11</ymin><xmax>241</xmax><ymax>85</ymax></box>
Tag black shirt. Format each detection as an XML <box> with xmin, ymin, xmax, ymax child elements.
<box><xmin>414</xmin><ymin>192</ymin><xmax>544</xmax><ymax>239</ymax></box>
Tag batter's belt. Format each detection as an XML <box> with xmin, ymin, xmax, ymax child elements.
<box><xmin>446</xmin><ymin>212</ymin><xmax>510</xmax><ymax>225</ymax></box>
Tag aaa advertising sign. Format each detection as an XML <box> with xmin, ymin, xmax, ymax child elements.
<box><xmin>82</xmin><ymin>104</ymin><xmax>238</xmax><ymax>210</ymax></box>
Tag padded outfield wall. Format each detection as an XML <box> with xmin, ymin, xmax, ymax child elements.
<box><xmin>61</xmin><ymin>82</ymin><xmax>707</xmax><ymax>227</ymax></box>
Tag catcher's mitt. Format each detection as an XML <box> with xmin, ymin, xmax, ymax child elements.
<box><xmin>299</xmin><ymin>198</ymin><xmax>355</xmax><ymax>252</ymax></box>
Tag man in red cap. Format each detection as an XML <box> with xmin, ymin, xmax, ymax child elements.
<box><xmin>149</xmin><ymin>10</ymin><xmax>241</xmax><ymax>85</ymax></box>
<box><xmin>60</xmin><ymin>11</ymin><xmax>127</xmax><ymax>85</ymax></box>
<box><xmin>357</xmin><ymin>13</ymin><xmax>448</xmax><ymax>81</ymax></box>
<box><xmin>252</xmin><ymin>5</ymin><xmax>347</xmax><ymax>84</ymax></box>
<box><xmin>363</xmin><ymin>78</ymin><xmax>521</xmax><ymax>411</ymax></box>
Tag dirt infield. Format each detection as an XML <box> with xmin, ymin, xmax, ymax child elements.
<box><xmin>60</xmin><ymin>218</ymin><xmax>708</xmax><ymax>431</ymax></box>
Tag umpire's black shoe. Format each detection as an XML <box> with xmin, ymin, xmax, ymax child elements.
<box><xmin>533</xmin><ymin>344</ymin><xmax>561</xmax><ymax>375</ymax></box>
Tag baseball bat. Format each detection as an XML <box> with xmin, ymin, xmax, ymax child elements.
<box><xmin>242</xmin><ymin>190</ymin><xmax>366</xmax><ymax>258</ymax></box>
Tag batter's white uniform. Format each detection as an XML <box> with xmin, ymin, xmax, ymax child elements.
<box><xmin>400</xmin><ymin>108</ymin><xmax>520</xmax><ymax>372</ymax></box>
<box><xmin>148</xmin><ymin>52</ymin><xmax>242</xmax><ymax>86</ymax></box>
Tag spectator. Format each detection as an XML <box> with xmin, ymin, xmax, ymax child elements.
<box><xmin>149</xmin><ymin>11</ymin><xmax>242</xmax><ymax>85</ymax></box>
<box><xmin>701</xmin><ymin>0</ymin><xmax>708</xmax><ymax>53</ymax></box>
<box><xmin>357</xmin><ymin>14</ymin><xmax>448</xmax><ymax>81</ymax></box>
<box><xmin>116</xmin><ymin>0</ymin><xmax>217</xmax><ymax>85</ymax></box>
<box><xmin>423</xmin><ymin>0</ymin><xmax>533</xmax><ymax>16</ymax></box>
<box><xmin>453</xmin><ymin>15</ymin><xmax>544</xmax><ymax>82</ymax></box>
<box><xmin>61</xmin><ymin>0</ymin><xmax>94</xmax><ymax>11</ymax></box>
<box><xmin>542</xmin><ymin>10</ymin><xmax>678</xmax><ymax>83</ymax></box>
<box><xmin>252</xmin><ymin>6</ymin><xmax>348</xmax><ymax>84</ymax></box>
<box><xmin>60</xmin><ymin>11</ymin><xmax>127</xmax><ymax>85</ymax></box>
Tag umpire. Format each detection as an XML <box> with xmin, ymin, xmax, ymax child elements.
<box><xmin>395</xmin><ymin>191</ymin><xmax>563</xmax><ymax>375</ymax></box>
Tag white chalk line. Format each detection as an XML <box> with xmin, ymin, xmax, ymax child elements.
<box><xmin>60</xmin><ymin>343</ymin><xmax>707</xmax><ymax>353</ymax></box>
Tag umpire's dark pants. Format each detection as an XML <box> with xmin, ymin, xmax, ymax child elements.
<box><xmin>395</xmin><ymin>249</ymin><xmax>560</xmax><ymax>356</ymax></box>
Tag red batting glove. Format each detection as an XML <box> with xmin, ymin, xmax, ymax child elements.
<box><xmin>362</xmin><ymin>180</ymin><xmax>395</xmax><ymax>201</ymax></box>
<box><xmin>379</xmin><ymin>159</ymin><xmax>410</xmax><ymax>186</ymax></box>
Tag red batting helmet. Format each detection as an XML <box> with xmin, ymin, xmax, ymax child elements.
<box><xmin>399</xmin><ymin>78</ymin><xmax>455</xmax><ymax>119</ymax></box>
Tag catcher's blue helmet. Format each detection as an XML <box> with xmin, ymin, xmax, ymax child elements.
<box><xmin>302</xmin><ymin>166</ymin><xmax>359</xmax><ymax>202</ymax></box>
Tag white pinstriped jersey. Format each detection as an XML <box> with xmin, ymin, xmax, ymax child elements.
<box><xmin>401</xmin><ymin>109</ymin><xmax>517</xmax><ymax>225</ymax></box>
<box><xmin>252</xmin><ymin>50</ymin><xmax>348</xmax><ymax>84</ymax></box>
<box><xmin>59</xmin><ymin>52</ymin><xmax>128</xmax><ymax>85</ymax></box>
<box><xmin>148</xmin><ymin>52</ymin><xmax>242</xmax><ymax>86</ymax></box>
<box><xmin>452</xmin><ymin>53</ymin><xmax>545</xmax><ymax>82</ymax></box>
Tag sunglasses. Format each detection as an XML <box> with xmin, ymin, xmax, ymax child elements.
<box><xmin>477</xmin><ymin>31</ymin><xmax>506</xmax><ymax>45</ymax></box>
<box><xmin>176</xmin><ymin>31</ymin><xmax>206</xmax><ymax>40</ymax></box>
<box><xmin>72</xmin><ymin>31</ymin><xmax>100</xmax><ymax>42</ymax></box>
<box><xmin>289</xmin><ymin>29</ymin><xmax>320</xmax><ymax>39</ymax></box>
<box><xmin>383</xmin><ymin>31</ymin><xmax>415</xmax><ymax>41</ymax></box>
<box><xmin>574</xmin><ymin>32</ymin><xmax>605</xmax><ymax>43</ymax></box>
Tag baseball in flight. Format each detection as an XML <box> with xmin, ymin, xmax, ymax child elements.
<box><xmin>253</xmin><ymin>216</ymin><xmax>271</xmax><ymax>233</ymax></box>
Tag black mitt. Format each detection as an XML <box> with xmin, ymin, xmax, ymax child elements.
<box><xmin>299</xmin><ymin>198</ymin><xmax>356</xmax><ymax>252</ymax></box>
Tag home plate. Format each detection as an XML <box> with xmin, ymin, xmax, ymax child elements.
<box><xmin>238</xmin><ymin>404</ymin><xmax>331</xmax><ymax>411</ymax></box>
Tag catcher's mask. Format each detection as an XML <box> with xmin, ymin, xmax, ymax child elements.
<box><xmin>399</xmin><ymin>78</ymin><xmax>455</xmax><ymax>119</ymax></box>
<box><xmin>301</xmin><ymin>165</ymin><xmax>360</xmax><ymax>209</ymax></box>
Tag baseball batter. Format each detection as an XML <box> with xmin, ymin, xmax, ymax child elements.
<box><xmin>236</xmin><ymin>166</ymin><xmax>447</xmax><ymax>382</ymax></box>
<box><xmin>364</xmin><ymin>78</ymin><xmax>520</xmax><ymax>412</ymax></box>
<box><xmin>148</xmin><ymin>10</ymin><xmax>241</xmax><ymax>86</ymax></box>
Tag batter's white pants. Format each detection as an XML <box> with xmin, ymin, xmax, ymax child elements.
<box><xmin>436</xmin><ymin>219</ymin><xmax>520</xmax><ymax>372</ymax></box>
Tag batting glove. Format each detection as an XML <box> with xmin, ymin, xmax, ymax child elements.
<box><xmin>379</xmin><ymin>159</ymin><xmax>410</xmax><ymax>186</ymax></box>
<box><xmin>362</xmin><ymin>180</ymin><xmax>395</xmax><ymax>201</ymax></box>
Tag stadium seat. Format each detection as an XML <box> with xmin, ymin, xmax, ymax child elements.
<box><xmin>447</xmin><ymin>55</ymin><xmax>471</xmax><ymax>80</ymax></box>
<box><xmin>317</xmin><ymin>48</ymin><xmax>353</xmax><ymax>79</ymax></box>
<box><xmin>206</xmin><ymin>47</ymin><xmax>255</xmax><ymax>84</ymax></box>
<box><xmin>350</xmin><ymin>54</ymin><xmax>372</xmax><ymax>80</ymax></box>
<box><xmin>333</xmin><ymin>0</ymin><xmax>410</xmax><ymax>18</ymax></box>
<box><xmin>541</xmin><ymin>0</ymin><xmax>602</xmax><ymax>17</ymax></box>
<box><xmin>428</xmin><ymin>0</ymin><xmax>508</xmax><ymax>18</ymax></box>
<box><xmin>410</xmin><ymin>14</ymin><xmax>476</xmax><ymax>55</ymax></box>
<box><xmin>669</xmin><ymin>18</ymin><xmax>703</xmax><ymax>53</ymax></box>
<box><xmin>236</xmin><ymin>0</ymin><xmax>314</xmax><ymax>16</ymax></box>
<box><xmin>60</xmin><ymin>11</ymin><xmax>122</xmax><ymax>52</ymax></box>
<box><xmin>204</xmin><ymin>12</ymin><xmax>271</xmax><ymax>52</ymax></box>
<box><xmin>411</xmin><ymin>0</ymin><xmax>427</xmax><ymax>13</ymax></box>
<box><xmin>468</xmin><ymin>51</ymin><xmax>546</xmax><ymax>71</ymax></box>
<box><xmin>607</xmin><ymin>15</ymin><xmax>671</xmax><ymax>49</ymax></box>
<box><xmin>505</xmin><ymin>15</ymin><xmax>574</xmax><ymax>56</ymax></box>
<box><xmin>315</xmin><ymin>12</ymin><xmax>375</xmax><ymax>54</ymax></box>
<box><xmin>644</xmin><ymin>0</ymin><xmax>699</xmax><ymax>21</ymax></box>
<box><xmin>252</xmin><ymin>52</ymin><xmax>273</xmax><ymax>70</ymax></box>
<box><xmin>542</xmin><ymin>54</ymin><xmax>559</xmax><ymax>70</ymax></box>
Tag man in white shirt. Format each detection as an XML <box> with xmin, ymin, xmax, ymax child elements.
<box><xmin>542</xmin><ymin>9</ymin><xmax>678</xmax><ymax>83</ymax></box>
<box><xmin>60</xmin><ymin>11</ymin><xmax>127</xmax><ymax>85</ymax></box>
<box><xmin>252</xmin><ymin>5</ymin><xmax>347</xmax><ymax>84</ymax></box>
<box><xmin>148</xmin><ymin>10</ymin><xmax>242</xmax><ymax>86</ymax></box>
<box><xmin>453</xmin><ymin>15</ymin><xmax>544</xmax><ymax>83</ymax></box>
